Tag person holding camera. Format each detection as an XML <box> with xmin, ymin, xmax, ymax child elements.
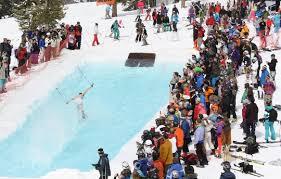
<box><xmin>92</xmin><ymin>148</ymin><xmax>111</xmax><ymax>179</ymax></box>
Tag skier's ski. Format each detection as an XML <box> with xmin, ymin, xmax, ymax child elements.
<box><xmin>232</xmin><ymin>166</ymin><xmax>264</xmax><ymax>177</ymax></box>
<box><xmin>232</xmin><ymin>168</ymin><xmax>262</xmax><ymax>177</ymax></box>
<box><xmin>257</xmin><ymin>140</ymin><xmax>281</xmax><ymax>144</ymax></box>
<box><xmin>231</xmin><ymin>154</ymin><xmax>265</xmax><ymax>165</ymax></box>
<box><xmin>231</xmin><ymin>143</ymin><xmax>268</xmax><ymax>149</ymax></box>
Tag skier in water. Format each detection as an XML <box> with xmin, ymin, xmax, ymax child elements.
<box><xmin>66</xmin><ymin>83</ymin><xmax>94</xmax><ymax>119</ymax></box>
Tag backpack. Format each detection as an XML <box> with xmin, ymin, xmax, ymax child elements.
<box><xmin>245</xmin><ymin>143</ymin><xmax>259</xmax><ymax>155</ymax></box>
<box><xmin>183</xmin><ymin>153</ymin><xmax>198</xmax><ymax>165</ymax></box>
<box><xmin>269</xmin><ymin>109</ymin><xmax>278</xmax><ymax>122</ymax></box>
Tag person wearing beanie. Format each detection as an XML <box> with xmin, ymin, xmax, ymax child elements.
<box><xmin>92</xmin><ymin>148</ymin><xmax>111</xmax><ymax>179</ymax></box>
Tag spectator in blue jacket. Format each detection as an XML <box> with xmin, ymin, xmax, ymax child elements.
<box><xmin>166</xmin><ymin>158</ymin><xmax>185</xmax><ymax>179</ymax></box>
<box><xmin>194</xmin><ymin>119</ymin><xmax>208</xmax><ymax>167</ymax></box>
<box><xmin>259</xmin><ymin>65</ymin><xmax>269</xmax><ymax>87</ymax></box>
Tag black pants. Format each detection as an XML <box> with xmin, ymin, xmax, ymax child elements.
<box><xmin>153</xmin><ymin>19</ymin><xmax>156</xmax><ymax>26</ymax></box>
<box><xmin>136</xmin><ymin>34</ymin><xmax>142</xmax><ymax>42</ymax></box>
<box><xmin>76</xmin><ymin>36</ymin><xmax>81</xmax><ymax>49</ymax></box>
<box><xmin>227</xmin><ymin>105</ymin><xmax>237</xmax><ymax>119</ymax></box>
<box><xmin>183</xmin><ymin>137</ymin><xmax>190</xmax><ymax>153</ymax></box>
<box><xmin>172</xmin><ymin>22</ymin><xmax>177</xmax><ymax>32</ymax></box>
<box><xmin>245</xmin><ymin>122</ymin><xmax>256</xmax><ymax>138</ymax></box>
<box><xmin>195</xmin><ymin>143</ymin><xmax>208</xmax><ymax>165</ymax></box>
<box><xmin>99</xmin><ymin>176</ymin><xmax>108</xmax><ymax>179</ymax></box>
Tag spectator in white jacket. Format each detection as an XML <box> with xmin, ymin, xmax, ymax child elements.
<box><xmin>92</xmin><ymin>23</ymin><xmax>100</xmax><ymax>46</ymax></box>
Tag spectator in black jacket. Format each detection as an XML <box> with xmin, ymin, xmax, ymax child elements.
<box><xmin>267</xmin><ymin>54</ymin><xmax>277</xmax><ymax>81</ymax></box>
<box><xmin>93</xmin><ymin>148</ymin><xmax>111</xmax><ymax>179</ymax></box>
<box><xmin>245</xmin><ymin>97</ymin><xmax>259</xmax><ymax>139</ymax></box>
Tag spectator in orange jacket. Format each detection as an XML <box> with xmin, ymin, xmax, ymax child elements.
<box><xmin>204</xmin><ymin>84</ymin><xmax>214</xmax><ymax>114</ymax></box>
<box><xmin>173</xmin><ymin>121</ymin><xmax>184</xmax><ymax>157</ymax></box>
<box><xmin>152</xmin><ymin>151</ymin><xmax>164</xmax><ymax>179</ymax></box>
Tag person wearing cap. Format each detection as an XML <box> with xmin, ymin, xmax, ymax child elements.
<box><xmin>267</xmin><ymin>54</ymin><xmax>278</xmax><ymax>81</ymax></box>
<box><xmin>92</xmin><ymin>148</ymin><xmax>111</xmax><ymax>179</ymax></box>
<box><xmin>220</xmin><ymin>161</ymin><xmax>236</xmax><ymax>179</ymax></box>
<box><xmin>74</xmin><ymin>22</ymin><xmax>82</xmax><ymax>49</ymax></box>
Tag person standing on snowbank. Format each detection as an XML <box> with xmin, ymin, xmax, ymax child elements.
<box><xmin>92</xmin><ymin>23</ymin><xmax>100</xmax><ymax>46</ymax></box>
<box><xmin>245</xmin><ymin>97</ymin><xmax>258</xmax><ymax>139</ymax></box>
<box><xmin>105</xmin><ymin>5</ymin><xmax>112</xmax><ymax>19</ymax></box>
<box><xmin>267</xmin><ymin>54</ymin><xmax>278</xmax><ymax>81</ymax></box>
<box><xmin>92</xmin><ymin>148</ymin><xmax>111</xmax><ymax>179</ymax></box>
<box><xmin>263</xmin><ymin>105</ymin><xmax>277</xmax><ymax>143</ymax></box>
<box><xmin>112</xmin><ymin>20</ymin><xmax>121</xmax><ymax>40</ymax></box>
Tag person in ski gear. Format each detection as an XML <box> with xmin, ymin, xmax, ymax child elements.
<box><xmin>263</xmin><ymin>76</ymin><xmax>276</xmax><ymax>105</ymax></box>
<box><xmin>105</xmin><ymin>5</ymin><xmax>112</xmax><ymax>19</ymax></box>
<box><xmin>171</xmin><ymin>11</ymin><xmax>179</xmax><ymax>32</ymax></box>
<box><xmin>142</xmin><ymin>26</ymin><xmax>148</xmax><ymax>46</ymax></box>
<box><xmin>66</xmin><ymin>83</ymin><xmax>94</xmax><ymax>119</ymax></box>
<box><xmin>92</xmin><ymin>148</ymin><xmax>111</xmax><ymax>179</ymax></box>
<box><xmin>135</xmin><ymin>19</ymin><xmax>144</xmax><ymax>43</ymax></box>
<box><xmin>245</xmin><ymin>97</ymin><xmax>259</xmax><ymax>138</ymax></box>
<box><xmin>112</xmin><ymin>20</ymin><xmax>121</xmax><ymax>40</ymax></box>
<box><xmin>92</xmin><ymin>23</ymin><xmax>100</xmax><ymax>46</ymax></box>
<box><xmin>145</xmin><ymin>8</ymin><xmax>152</xmax><ymax>21</ymax></box>
<box><xmin>264</xmin><ymin>105</ymin><xmax>277</xmax><ymax>143</ymax></box>
<box><xmin>267</xmin><ymin>54</ymin><xmax>277</xmax><ymax>81</ymax></box>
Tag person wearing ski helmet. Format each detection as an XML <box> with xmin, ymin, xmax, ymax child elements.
<box><xmin>220</xmin><ymin>161</ymin><xmax>236</xmax><ymax>179</ymax></box>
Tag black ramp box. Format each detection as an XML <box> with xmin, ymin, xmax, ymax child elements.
<box><xmin>125</xmin><ymin>53</ymin><xmax>156</xmax><ymax>67</ymax></box>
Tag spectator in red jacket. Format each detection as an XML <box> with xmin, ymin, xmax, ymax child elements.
<box><xmin>197</xmin><ymin>24</ymin><xmax>205</xmax><ymax>49</ymax></box>
<box><xmin>16</xmin><ymin>43</ymin><xmax>27</xmax><ymax>67</ymax></box>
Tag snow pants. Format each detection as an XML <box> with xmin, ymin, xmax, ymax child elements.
<box><xmin>113</xmin><ymin>29</ymin><xmax>120</xmax><ymax>40</ymax></box>
<box><xmin>216</xmin><ymin>135</ymin><xmax>222</xmax><ymax>155</ymax></box>
<box><xmin>92</xmin><ymin>34</ymin><xmax>99</xmax><ymax>46</ymax></box>
<box><xmin>265</xmin><ymin>120</ymin><xmax>276</xmax><ymax>141</ymax></box>
<box><xmin>204</xmin><ymin>132</ymin><xmax>215</xmax><ymax>150</ymax></box>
